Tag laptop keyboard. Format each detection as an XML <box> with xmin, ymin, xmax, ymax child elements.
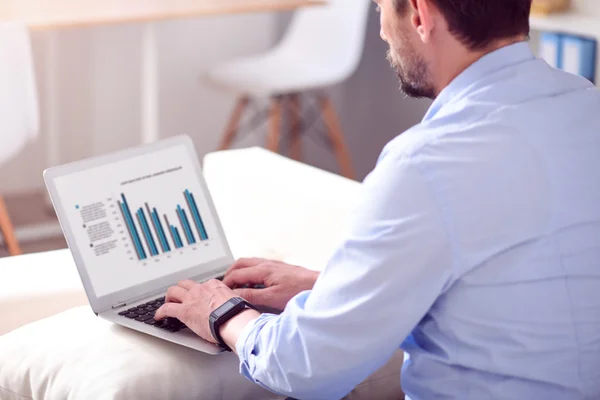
<box><xmin>118</xmin><ymin>297</ymin><xmax>187</xmax><ymax>333</ymax></box>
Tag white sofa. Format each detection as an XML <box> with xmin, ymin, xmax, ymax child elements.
<box><xmin>0</xmin><ymin>148</ymin><xmax>403</xmax><ymax>399</ymax></box>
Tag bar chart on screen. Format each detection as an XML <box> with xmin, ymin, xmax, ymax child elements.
<box><xmin>116</xmin><ymin>189</ymin><xmax>211</xmax><ymax>262</ymax></box>
<box><xmin>54</xmin><ymin>143</ymin><xmax>228</xmax><ymax>297</ymax></box>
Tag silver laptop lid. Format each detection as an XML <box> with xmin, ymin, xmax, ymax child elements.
<box><xmin>44</xmin><ymin>136</ymin><xmax>234</xmax><ymax>313</ymax></box>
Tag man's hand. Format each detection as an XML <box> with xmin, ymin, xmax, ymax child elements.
<box><xmin>154</xmin><ymin>279</ymin><xmax>258</xmax><ymax>345</ymax></box>
<box><xmin>223</xmin><ymin>258</ymin><xmax>319</xmax><ymax>311</ymax></box>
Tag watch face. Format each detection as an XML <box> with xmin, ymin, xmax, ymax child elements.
<box><xmin>209</xmin><ymin>298</ymin><xmax>246</xmax><ymax>351</ymax></box>
<box><xmin>213</xmin><ymin>297</ymin><xmax>242</xmax><ymax>319</ymax></box>
<box><xmin>218</xmin><ymin>301</ymin><xmax>235</xmax><ymax>316</ymax></box>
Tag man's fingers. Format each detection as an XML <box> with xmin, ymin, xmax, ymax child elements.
<box><xmin>165</xmin><ymin>285</ymin><xmax>188</xmax><ymax>304</ymax></box>
<box><xmin>234</xmin><ymin>288</ymin><xmax>260</xmax><ymax>304</ymax></box>
<box><xmin>223</xmin><ymin>266</ymin><xmax>269</xmax><ymax>289</ymax></box>
<box><xmin>178</xmin><ymin>280</ymin><xmax>197</xmax><ymax>290</ymax></box>
<box><xmin>225</xmin><ymin>258</ymin><xmax>267</xmax><ymax>276</ymax></box>
<box><xmin>234</xmin><ymin>286</ymin><xmax>277</xmax><ymax>305</ymax></box>
<box><xmin>155</xmin><ymin>302</ymin><xmax>184</xmax><ymax>321</ymax></box>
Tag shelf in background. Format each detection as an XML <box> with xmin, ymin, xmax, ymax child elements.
<box><xmin>530</xmin><ymin>11</ymin><xmax>600</xmax><ymax>86</ymax></box>
<box><xmin>530</xmin><ymin>12</ymin><xmax>600</xmax><ymax>40</ymax></box>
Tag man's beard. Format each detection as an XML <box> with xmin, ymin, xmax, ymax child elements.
<box><xmin>387</xmin><ymin>48</ymin><xmax>435</xmax><ymax>99</ymax></box>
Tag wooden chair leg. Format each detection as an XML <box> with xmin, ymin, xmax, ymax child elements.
<box><xmin>218</xmin><ymin>96</ymin><xmax>250</xmax><ymax>150</ymax></box>
<box><xmin>320</xmin><ymin>95</ymin><xmax>356</xmax><ymax>180</ymax></box>
<box><xmin>267</xmin><ymin>97</ymin><xmax>283</xmax><ymax>153</ymax></box>
<box><xmin>0</xmin><ymin>195</ymin><xmax>22</xmax><ymax>256</ymax></box>
<box><xmin>288</xmin><ymin>94</ymin><xmax>303</xmax><ymax>161</ymax></box>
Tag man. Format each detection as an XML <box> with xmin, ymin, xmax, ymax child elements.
<box><xmin>156</xmin><ymin>0</ymin><xmax>600</xmax><ymax>398</ymax></box>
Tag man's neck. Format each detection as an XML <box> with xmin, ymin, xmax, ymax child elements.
<box><xmin>433</xmin><ymin>36</ymin><xmax>527</xmax><ymax>97</ymax></box>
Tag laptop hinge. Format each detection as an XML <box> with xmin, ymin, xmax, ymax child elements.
<box><xmin>111</xmin><ymin>302</ymin><xmax>127</xmax><ymax>309</ymax></box>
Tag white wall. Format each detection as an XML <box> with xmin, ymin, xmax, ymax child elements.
<box><xmin>0</xmin><ymin>13</ymin><xmax>277</xmax><ymax>194</ymax></box>
<box><xmin>571</xmin><ymin>0</ymin><xmax>600</xmax><ymax>15</ymax></box>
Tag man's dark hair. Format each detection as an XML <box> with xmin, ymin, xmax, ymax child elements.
<box><xmin>394</xmin><ymin>0</ymin><xmax>532</xmax><ymax>50</ymax></box>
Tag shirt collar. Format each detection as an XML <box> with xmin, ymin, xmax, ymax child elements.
<box><xmin>423</xmin><ymin>41</ymin><xmax>535</xmax><ymax>121</ymax></box>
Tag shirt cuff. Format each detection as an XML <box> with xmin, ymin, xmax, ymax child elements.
<box><xmin>236</xmin><ymin>313</ymin><xmax>278</xmax><ymax>377</ymax></box>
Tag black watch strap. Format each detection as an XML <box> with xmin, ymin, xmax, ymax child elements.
<box><xmin>209</xmin><ymin>297</ymin><xmax>257</xmax><ymax>352</ymax></box>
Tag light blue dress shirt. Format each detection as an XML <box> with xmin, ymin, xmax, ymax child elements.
<box><xmin>235</xmin><ymin>42</ymin><xmax>600</xmax><ymax>400</ymax></box>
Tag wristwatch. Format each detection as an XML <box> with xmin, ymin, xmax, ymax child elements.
<box><xmin>209</xmin><ymin>297</ymin><xmax>257</xmax><ymax>352</ymax></box>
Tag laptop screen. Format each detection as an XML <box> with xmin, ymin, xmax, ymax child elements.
<box><xmin>53</xmin><ymin>144</ymin><xmax>229</xmax><ymax>298</ymax></box>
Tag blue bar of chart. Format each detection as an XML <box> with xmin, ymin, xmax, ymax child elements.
<box><xmin>137</xmin><ymin>209</ymin><xmax>159</xmax><ymax>257</ymax></box>
<box><xmin>118</xmin><ymin>194</ymin><xmax>147</xmax><ymax>260</ymax></box>
<box><xmin>148</xmin><ymin>205</ymin><xmax>170</xmax><ymax>253</ymax></box>
<box><xmin>173</xmin><ymin>227</ymin><xmax>184</xmax><ymax>248</ymax></box>
<box><xmin>185</xmin><ymin>189</ymin><xmax>209</xmax><ymax>241</ymax></box>
<box><xmin>118</xmin><ymin>190</ymin><xmax>209</xmax><ymax>261</ymax></box>
<box><xmin>177</xmin><ymin>205</ymin><xmax>196</xmax><ymax>245</ymax></box>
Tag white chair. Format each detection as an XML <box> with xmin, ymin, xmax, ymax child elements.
<box><xmin>0</xmin><ymin>23</ymin><xmax>40</xmax><ymax>256</ymax></box>
<box><xmin>206</xmin><ymin>0</ymin><xmax>371</xmax><ymax>179</ymax></box>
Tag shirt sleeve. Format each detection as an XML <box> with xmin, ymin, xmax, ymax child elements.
<box><xmin>235</xmin><ymin>152</ymin><xmax>458</xmax><ymax>400</ymax></box>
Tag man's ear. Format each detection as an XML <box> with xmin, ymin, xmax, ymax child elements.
<box><xmin>409</xmin><ymin>0</ymin><xmax>435</xmax><ymax>44</ymax></box>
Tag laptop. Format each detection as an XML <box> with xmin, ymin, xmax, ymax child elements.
<box><xmin>44</xmin><ymin>136</ymin><xmax>233</xmax><ymax>354</ymax></box>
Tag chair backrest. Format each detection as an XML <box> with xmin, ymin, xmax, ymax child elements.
<box><xmin>278</xmin><ymin>0</ymin><xmax>371</xmax><ymax>83</ymax></box>
<box><xmin>0</xmin><ymin>23</ymin><xmax>39</xmax><ymax>165</ymax></box>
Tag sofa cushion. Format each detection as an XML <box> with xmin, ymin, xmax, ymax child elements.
<box><xmin>0</xmin><ymin>306</ymin><xmax>404</xmax><ymax>399</ymax></box>
<box><xmin>0</xmin><ymin>306</ymin><xmax>282</xmax><ymax>400</ymax></box>
<box><xmin>0</xmin><ymin>249</ymin><xmax>86</xmax><ymax>335</ymax></box>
